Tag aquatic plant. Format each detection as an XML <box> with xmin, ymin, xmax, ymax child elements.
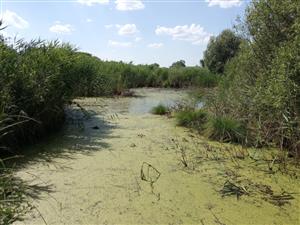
<box><xmin>151</xmin><ymin>104</ymin><xmax>169</xmax><ymax>115</ymax></box>
<box><xmin>175</xmin><ymin>109</ymin><xmax>207</xmax><ymax>130</ymax></box>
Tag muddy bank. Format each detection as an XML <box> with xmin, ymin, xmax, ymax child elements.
<box><xmin>14</xmin><ymin>88</ymin><xmax>299</xmax><ymax>225</ymax></box>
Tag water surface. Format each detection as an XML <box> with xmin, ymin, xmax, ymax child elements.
<box><xmin>14</xmin><ymin>88</ymin><xmax>300</xmax><ymax>225</ymax></box>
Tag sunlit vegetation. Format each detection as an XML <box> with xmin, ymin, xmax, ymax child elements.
<box><xmin>204</xmin><ymin>116</ymin><xmax>246</xmax><ymax>144</ymax></box>
<box><xmin>0</xmin><ymin>40</ymin><xmax>77</xmax><ymax>148</ymax></box>
<box><xmin>0</xmin><ymin>34</ymin><xmax>217</xmax><ymax>221</ymax></box>
<box><xmin>175</xmin><ymin>0</ymin><xmax>299</xmax><ymax>156</ymax></box>
<box><xmin>203</xmin><ymin>29</ymin><xmax>242</xmax><ymax>74</ymax></box>
<box><xmin>175</xmin><ymin>109</ymin><xmax>207</xmax><ymax>130</ymax></box>
<box><xmin>0</xmin><ymin>36</ymin><xmax>218</xmax><ymax>151</ymax></box>
<box><xmin>212</xmin><ymin>0</ymin><xmax>299</xmax><ymax>154</ymax></box>
<box><xmin>0</xmin><ymin>0</ymin><xmax>299</xmax><ymax>223</ymax></box>
<box><xmin>151</xmin><ymin>104</ymin><xmax>169</xmax><ymax>115</ymax></box>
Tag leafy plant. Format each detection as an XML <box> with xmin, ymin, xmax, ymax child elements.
<box><xmin>204</xmin><ymin>0</ymin><xmax>299</xmax><ymax>153</ymax></box>
<box><xmin>151</xmin><ymin>104</ymin><xmax>169</xmax><ymax>115</ymax></box>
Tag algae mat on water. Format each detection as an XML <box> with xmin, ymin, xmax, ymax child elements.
<box><xmin>14</xmin><ymin>89</ymin><xmax>300</xmax><ymax>225</ymax></box>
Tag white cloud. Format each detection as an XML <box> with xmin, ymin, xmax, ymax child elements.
<box><xmin>49</xmin><ymin>22</ymin><xmax>75</xmax><ymax>34</ymax></box>
<box><xmin>1</xmin><ymin>10</ymin><xmax>29</xmax><ymax>29</ymax></box>
<box><xmin>117</xmin><ymin>24</ymin><xmax>138</xmax><ymax>36</ymax></box>
<box><xmin>155</xmin><ymin>24</ymin><xmax>212</xmax><ymax>45</ymax></box>
<box><xmin>205</xmin><ymin>0</ymin><xmax>242</xmax><ymax>8</ymax></box>
<box><xmin>115</xmin><ymin>0</ymin><xmax>145</xmax><ymax>11</ymax></box>
<box><xmin>86</xmin><ymin>18</ymin><xmax>93</xmax><ymax>23</ymax></box>
<box><xmin>108</xmin><ymin>40</ymin><xmax>132</xmax><ymax>47</ymax></box>
<box><xmin>105</xmin><ymin>24</ymin><xmax>139</xmax><ymax>36</ymax></box>
<box><xmin>135</xmin><ymin>37</ymin><xmax>142</xmax><ymax>42</ymax></box>
<box><xmin>147</xmin><ymin>43</ymin><xmax>163</xmax><ymax>48</ymax></box>
<box><xmin>77</xmin><ymin>0</ymin><xmax>109</xmax><ymax>6</ymax></box>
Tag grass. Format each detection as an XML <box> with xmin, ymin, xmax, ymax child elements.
<box><xmin>151</xmin><ymin>104</ymin><xmax>169</xmax><ymax>115</ymax></box>
<box><xmin>0</xmin><ymin>161</ymin><xmax>28</xmax><ymax>225</ymax></box>
<box><xmin>0</xmin><ymin>121</ymin><xmax>30</xmax><ymax>224</ymax></box>
<box><xmin>175</xmin><ymin>109</ymin><xmax>246</xmax><ymax>144</ymax></box>
<box><xmin>175</xmin><ymin>109</ymin><xmax>207</xmax><ymax>130</ymax></box>
<box><xmin>205</xmin><ymin>116</ymin><xmax>246</xmax><ymax>144</ymax></box>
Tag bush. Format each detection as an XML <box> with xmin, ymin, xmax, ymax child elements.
<box><xmin>204</xmin><ymin>1</ymin><xmax>299</xmax><ymax>153</ymax></box>
<box><xmin>205</xmin><ymin>116</ymin><xmax>246</xmax><ymax>143</ymax></box>
<box><xmin>0</xmin><ymin>40</ymin><xmax>77</xmax><ymax>148</ymax></box>
<box><xmin>196</xmin><ymin>69</ymin><xmax>219</xmax><ymax>88</ymax></box>
<box><xmin>176</xmin><ymin>109</ymin><xmax>207</xmax><ymax>130</ymax></box>
<box><xmin>151</xmin><ymin>104</ymin><xmax>169</xmax><ymax>115</ymax></box>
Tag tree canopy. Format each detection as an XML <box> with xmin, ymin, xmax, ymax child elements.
<box><xmin>171</xmin><ymin>60</ymin><xmax>186</xmax><ymax>68</ymax></box>
<box><xmin>203</xmin><ymin>29</ymin><xmax>242</xmax><ymax>74</ymax></box>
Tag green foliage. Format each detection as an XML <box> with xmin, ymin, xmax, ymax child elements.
<box><xmin>171</xmin><ymin>60</ymin><xmax>186</xmax><ymax>68</ymax></box>
<box><xmin>70</xmin><ymin>59</ymin><xmax>217</xmax><ymax>91</ymax></box>
<box><xmin>203</xmin><ymin>29</ymin><xmax>242</xmax><ymax>74</ymax></box>
<box><xmin>176</xmin><ymin>109</ymin><xmax>207</xmax><ymax>130</ymax></box>
<box><xmin>0</xmin><ymin>40</ymin><xmax>77</xmax><ymax>147</ymax></box>
<box><xmin>0</xmin><ymin>35</ymin><xmax>219</xmax><ymax>151</ymax></box>
<box><xmin>207</xmin><ymin>0</ymin><xmax>300</xmax><ymax>152</ymax></box>
<box><xmin>71</xmin><ymin>52</ymin><xmax>117</xmax><ymax>96</ymax></box>
<box><xmin>168</xmin><ymin>67</ymin><xmax>218</xmax><ymax>88</ymax></box>
<box><xmin>151</xmin><ymin>104</ymin><xmax>169</xmax><ymax>115</ymax></box>
<box><xmin>205</xmin><ymin>116</ymin><xmax>246</xmax><ymax>143</ymax></box>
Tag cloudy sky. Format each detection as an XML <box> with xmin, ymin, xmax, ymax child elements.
<box><xmin>0</xmin><ymin>0</ymin><xmax>248</xmax><ymax>67</ymax></box>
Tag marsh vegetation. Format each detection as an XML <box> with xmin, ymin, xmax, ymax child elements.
<box><xmin>0</xmin><ymin>0</ymin><xmax>299</xmax><ymax>224</ymax></box>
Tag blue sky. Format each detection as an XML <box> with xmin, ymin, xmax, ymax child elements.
<box><xmin>0</xmin><ymin>0</ymin><xmax>248</xmax><ymax>67</ymax></box>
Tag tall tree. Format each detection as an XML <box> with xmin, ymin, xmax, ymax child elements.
<box><xmin>203</xmin><ymin>29</ymin><xmax>242</xmax><ymax>74</ymax></box>
<box><xmin>171</xmin><ymin>60</ymin><xmax>186</xmax><ymax>68</ymax></box>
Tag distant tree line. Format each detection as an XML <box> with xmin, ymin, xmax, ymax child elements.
<box><xmin>0</xmin><ymin>31</ymin><xmax>219</xmax><ymax>151</ymax></box>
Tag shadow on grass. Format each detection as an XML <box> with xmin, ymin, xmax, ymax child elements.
<box><xmin>0</xmin><ymin>167</ymin><xmax>56</xmax><ymax>224</ymax></box>
<box><xmin>0</xmin><ymin>106</ymin><xmax>118</xmax><ymax>223</ymax></box>
<box><xmin>12</xmin><ymin>107</ymin><xmax>119</xmax><ymax>168</ymax></box>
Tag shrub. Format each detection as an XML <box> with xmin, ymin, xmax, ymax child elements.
<box><xmin>196</xmin><ymin>70</ymin><xmax>219</xmax><ymax>88</ymax></box>
<box><xmin>205</xmin><ymin>116</ymin><xmax>246</xmax><ymax>143</ymax></box>
<box><xmin>0</xmin><ymin>40</ymin><xmax>77</xmax><ymax>147</ymax></box>
<box><xmin>203</xmin><ymin>1</ymin><xmax>299</xmax><ymax>153</ymax></box>
<box><xmin>151</xmin><ymin>104</ymin><xmax>169</xmax><ymax>115</ymax></box>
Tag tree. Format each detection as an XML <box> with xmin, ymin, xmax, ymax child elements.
<box><xmin>209</xmin><ymin>0</ymin><xmax>299</xmax><ymax>152</ymax></box>
<box><xmin>171</xmin><ymin>60</ymin><xmax>186</xmax><ymax>68</ymax></box>
<box><xmin>149</xmin><ymin>63</ymin><xmax>160</xmax><ymax>70</ymax></box>
<box><xmin>200</xmin><ymin>59</ymin><xmax>205</xmax><ymax>67</ymax></box>
<box><xmin>203</xmin><ymin>29</ymin><xmax>242</xmax><ymax>74</ymax></box>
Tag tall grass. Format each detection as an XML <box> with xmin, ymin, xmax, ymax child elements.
<box><xmin>151</xmin><ymin>104</ymin><xmax>169</xmax><ymax>115</ymax></box>
<box><xmin>175</xmin><ymin>109</ymin><xmax>207</xmax><ymax>130</ymax></box>
<box><xmin>205</xmin><ymin>116</ymin><xmax>246</xmax><ymax>144</ymax></box>
<box><xmin>174</xmin><ymin>107</ymin><xmax>246</xmax><ymax>144</ymax></box>
<box><xmin>0</xmin><ymin>121</ymin><xmax>28</xmax><ymax>224</ymax></box>
<box><xmin>0</xmin><ymin>39</ymin><xmax>76</xmax><ymax>148</ymax></box>
<box><xmin>0</xmin><ymin>162</ymin><xmax>28</xmax><ymax>225</ymax></box>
